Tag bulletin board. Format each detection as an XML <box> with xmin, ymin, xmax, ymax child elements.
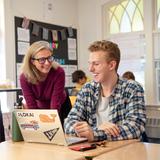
<box><xmin>14</xmin><ymin>16</ymin><xmax>78</xmax><ymax>87</ymax></box>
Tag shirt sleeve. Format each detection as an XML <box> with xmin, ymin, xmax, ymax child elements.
<box><xmin>50</xmin><ymin>67</ymin><xmax>66</xmax><ymax>111</ymax></box>
<box><xmin>113</xmin><ymin>84</ymin><xmax>146</xmax><ymax>140</ymax></box>
<box><xmin>20</xmin><ymin>74</ymin><xmax>38</xmax><ymax>109</ymax></box>
<box><xmin>64</xmin><ymin>97</ymin><xmax>86</xmax><ymax>135</ymax></box>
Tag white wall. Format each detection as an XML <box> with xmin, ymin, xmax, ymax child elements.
<box><xmin>12</xmin><ymin>0</ymin><xmax>78</xmax><ymax>27</ymax></box>
<box><xmin>0</xmin><ymin>0</ymin><xmax>6</xmax><ymax>80</ymax></box>
<box><xmin>77</xmin><ymin>0</ymin><xmax>110</xmax><ymax>77</ymax></box>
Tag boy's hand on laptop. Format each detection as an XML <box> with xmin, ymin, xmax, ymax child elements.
<box><xmin>98</xmin><ymin>122</ymin><xmax>120</xmax><ymax>137</ymax></box>
<box><xmin>73</xmin><ymin>121</ymin><xmax>94</xmax><ymax>142</ymax></box>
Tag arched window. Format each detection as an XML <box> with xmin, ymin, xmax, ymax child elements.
<box><xmin>108</xmin><ymin>0</ymin><xmax>144</xmax><ymax>34</ymax></box>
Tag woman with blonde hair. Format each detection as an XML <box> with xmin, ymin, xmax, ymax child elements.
<box><xmin>20</xmin><ymin>41</ymin><xmax>71</xmax><ymax>124</ymax></box>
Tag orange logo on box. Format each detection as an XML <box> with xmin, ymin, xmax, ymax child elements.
<box><xmin>39</xmin><ymin>114</ymin><xmax>57</xmax><ymax>123</ymax></box>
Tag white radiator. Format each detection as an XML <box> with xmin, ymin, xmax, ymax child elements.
<box><xmin>146</xmin><ymin>105</ymin><xmax>160</xmax><ymax>138</ymax></box>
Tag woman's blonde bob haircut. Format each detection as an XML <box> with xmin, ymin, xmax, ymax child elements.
<box><xmin>21</xmin><ymin>41</ymin><xmax>59</xmax><ymax>84</ymax></box>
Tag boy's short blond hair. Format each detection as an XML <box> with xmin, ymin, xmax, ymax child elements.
<box><xmin>88</xmin><ymin>40</ymin><xmax>120</xmax><ymax>71</ymax></box>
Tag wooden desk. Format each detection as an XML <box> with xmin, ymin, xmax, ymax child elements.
<box><xmin>0</xmin><ymin>141</ymin><xmax>85</xmax><ymax>160</ymax></box>
<box><xmin>0</xmin><ymin>139</ymin><xmax>138</xmax><ymax>160</ymax></box>
<box><xmin>94</xmin><ymin>142</ymin><xmax>160</xmax><ymax>160</ymax></box>
<box><xmin>81</xmin><ymin>139</ymin><xmax>138</xmax><ymax>158</ymax></box>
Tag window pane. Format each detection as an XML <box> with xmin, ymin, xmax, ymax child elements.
<box><xmin>138</xmin><ymin>0</ymin><xmax>143</xmax><ymax>14</ymax></box>
<box><xmin>157</xmin><ymin>0</ymin><xmax>160</xmax><ymax>28</ymax></box>
<box><xmin>121</xmin><ymin>11</ymin><xmax>131</xmax><ymax>32</ymax></box>
<box><xmin>110</xmin><ymin>5</ymin><xmax>116</xmax><ymax>13</ymax></box>
<box><xmin>126</xmin><ymin>0</ymin><xmax>136</xmax><ymax>20</ymax></box>
<box><xmin>158</xmin><ymin>17</ymin><xmax>160</xmax><ymax>28</ymax></box>
<box><xmin>134</xmin><ymin>0</ymin><xmax>140</xmax><ymax>4</ymax></box>
<box><xmin>110</xmin><ymin>16</ymin><xmax>119</xmax><ymax>34</ymax></box>
<box><xmin>121</xmin><ymin>0</ymin><xmax>129</xmax><ymax>8</ymax></box>
<box><xmin>115</xmin><ymin>5</ymin><xmax>124</xmax><ymax>22</ymax></box>
<box><xmin>132</xmin><ymin>9</ymin><xmax>143</xmax><ymax>31</ymax></box>
<box><xmin>157</xmin><ymin>0</ymin><xmax>160</xmax><ymax>11</ymax></box>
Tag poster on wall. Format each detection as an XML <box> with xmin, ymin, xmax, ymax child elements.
<box><xmin>17</xmin><ymin>27</ymin><xmax>30</xmax><ymax>42</ymax></box>
<box><xmin>18</xmin><ymin>41</ymin><xmax>30</xmax><ymax>55</ymax></box>
<box><xmin>61</xmin><ymin>65</ymin><xmax>77</xmax><ymax>87</ymax></box>
<box><xmin>68</xmin><ymin>38</ymin><xmax>77</xmax><ymax>60</ymax></box>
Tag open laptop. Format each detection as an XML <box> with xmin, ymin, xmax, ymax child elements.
<box><xmin>14</xmin><ymin>109</ymin><xmax>87</xmax><ymax>146</ymax></box>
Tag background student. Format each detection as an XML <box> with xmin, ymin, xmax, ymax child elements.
<box><xmin>64</xmin><ymin>40</ymin><xmax>146</xmax><ymax>142</ymax></box>
<box><xmin>122</xmin><ymin>71</ymin><xmax>135</xmax><ymax>80</ymax></box>
<box><xmin>71</xmin><ymin>70</ymin><xmax>87</xmax><ymax>96</ymax></box>
<box><xmin>20</xmin><ymin>41</ymin><xmax>71</xmax><ymax>124</ymax></box>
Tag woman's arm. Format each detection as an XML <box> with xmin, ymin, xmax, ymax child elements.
<box><xmin>50</xmin><ymin>67</ymin><xmax>66</xmax><ymax>111</ymax></box>
<box><xmin>20</xmin><ymin>74</ymin><xmax>38</xmax><ymax>109</ymax></box>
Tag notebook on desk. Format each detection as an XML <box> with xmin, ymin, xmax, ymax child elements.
<box><xmin>14</xmin><ymin>109</ymin><xmax>87</xmax><ymax>146</ymax></box>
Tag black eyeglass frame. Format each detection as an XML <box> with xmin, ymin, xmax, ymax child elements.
<box><xmin>31</xmin><ymin>55</ymin><xmax>54</xmax><ymax>64</ymax></box>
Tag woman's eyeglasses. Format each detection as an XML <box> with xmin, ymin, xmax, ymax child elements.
<box><xmin>32</xmin><ymin>56</ymin><xmax>54</xmax><ymax>64</ymax></box>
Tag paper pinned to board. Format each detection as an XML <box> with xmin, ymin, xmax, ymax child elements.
<box><xmin>17</xmin><ymin>27</ymin><xmax>30</xmax><ymax>42</ymax></box>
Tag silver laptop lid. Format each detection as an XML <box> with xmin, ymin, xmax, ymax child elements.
<box><xmin>14</xmin><ymin>109</ymin><xmax>67</xmax><ymax>145</ymax></box>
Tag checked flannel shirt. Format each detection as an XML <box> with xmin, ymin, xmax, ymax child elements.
<box><xmin>64</xmin><ymin>77</ymin><xmax>146</xmax><ymax>141</ymax></box>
